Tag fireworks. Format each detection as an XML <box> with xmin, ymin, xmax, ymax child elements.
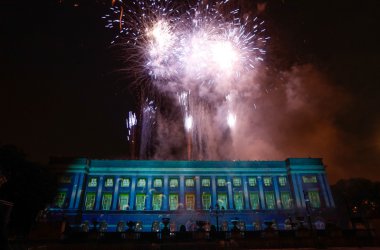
<box><xmin>105</xmin><ymin>0</ymin><xmax>268</xmax><ymax>159</ymax></box>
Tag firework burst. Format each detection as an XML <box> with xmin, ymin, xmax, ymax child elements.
<box><xmin>105</xmin><ymin>0</ymin><xmax>269</xmax><ymax>159</ymax></box>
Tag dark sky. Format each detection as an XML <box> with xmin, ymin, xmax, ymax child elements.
<box><xmin>1</xmin><ymin>0</ymin><xmax>379</xmax><ymax>183</ymax></box>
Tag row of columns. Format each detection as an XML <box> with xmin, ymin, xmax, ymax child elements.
<box><xmin>71</xmin><ymin>173</ymin><xmax>334</xmax><ymax>211</ymax></box>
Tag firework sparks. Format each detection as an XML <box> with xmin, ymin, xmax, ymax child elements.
<box><xmin>126</xmin><ymin>111</ymin><xmax>137</xmax><ymax>142</ymax></box>
<box><xmin>105</xmin><ymin>0</ymin><xmax>268</xmax><ymax>160</ymax></box>
<box><xmin>227</xmin><ymin>112</ymin><xmax>236</xmax><ymax>129</ymax></box>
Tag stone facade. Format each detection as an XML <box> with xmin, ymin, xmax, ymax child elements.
<box><xmin>48</xmin><ymin>158</ymin><xmax>335</xmax><ymax>231</ymax></box>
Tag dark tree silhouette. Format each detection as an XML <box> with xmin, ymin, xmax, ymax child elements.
<box><xmin>331</xmin><ymin>178</ymin><xmax>380</xmax><ymax>228</ymax></box>
<box><xmin>0</xmin><ymin>145</ymin><xmax>58</xmax><ymax>243</ymax></box>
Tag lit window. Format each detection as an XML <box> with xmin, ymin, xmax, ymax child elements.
<box><xmin>249</xmin><ymin>192</ymin><xmax>260</xmax><ymax>209</ymax></box>
<box><xmin>234</xmin><ymin>192</ymin><xmax>244</xmax><ymax>210</ymax></box>
<box><xmin>152</xmin><ymin>194</ymin><xmax>162</xmax><ymax>210</ymax></box>
<box><xmin>54</xmin><ymin>192</ymin><xmax>66</xmax><ymax>208</ymax></box>
<box><xmin>302</xmin><ymin>176</ymin><xmax>318</xmax><ymax>183</ymax></box>
<box><xmin>59</xmin><ymin>175</ymin><xmax>72</xmax><ymax>184</ymax></box>
<box><xmin>202</xmin><ymin>178</ymin><xmax>211</xmax><ymax>187</ymax></box>
<box><xmin>85</xmin><ymin>193</ymin><xmax>96</xmax><ymax>210</ymax></box>
<box><xmin>281</xmin><ymin>192</ymin><xmax>292</xmax><ymax>209</ymax></box>
<box><xmin>102</xmin><ymin>193</ymin><xmax>112</xmax><ymax>210</ymax></box>
<box><xmin>263</xmin><ymin>177</ymin><xmax>272</xmax><ymax>187</ymax></box>
<box><xmin>105</xmin><ymin>178</ymin><xmax>114</xmax><ymax>187</ymax></box>
<box><xmin>217</xmin><ymin>178</ymin><xmax>226</xmax><ymax>187</ymax></box>
<box><xmin>278</xmin><ymin>176</ymin><xmax>287</xmax><ymax>186</ymax></box>
<box><xmin>248</xmin><ymin>177</ymin><xmax>257</xmax><ymax>187</ymax></box>
<box><xmin>169</xmin><ymin>178</ymin><xmax>179</xmax><ymax>188</ymax></box>
<box><xmin>308</xmin><ymin>191</ymin><xmax>321</xmax><ymax>208</ymax></box>
<box><xmin>169</xmin><ymin>194</ymin><xmax>179</xmax><ymax>210</ymax></box>
<box><xmin>136</xmin><ymin>194</ymin><xmax>146</xmax><ymax>210</ymax></box>
<box><xmin>217</xmin><ymin>193</ymin><xmax>228</xmax><ymax>209</ymax></box>
<box><xmin>120</xmin><ymin>178</ymin><xmax>130</xmax><ymax>187</ymax></box>
<box><xmin>185</xmin><ymin>193</ymin><xmax>195</xmax><ymax>210</ymax></box>
<box><xmin>153</xmin><ymin>178</ymin><xmax>163</xmax><ymax>188</ymax></box>
<box><xmin>202</xmin><ymin>193</ymin><xmax>211</xmax><ymax>209</ymax></box>
<box><xmin>118</xmin><ymin>194</ymin><xmax>129</xmax><ymax>210</ymax></box>
<box><xmin>232</xmin><ymin>177</ymin><xmax>242</xmax><ymax>187</ymax></box>
<box><xmin>137</xmin><ymin>178</ymin><xmax>146</xmax><ymax>188</ymax></box>
<box><xmin>265</xmin><ymin>191</ymin><xmax>276</xmax><ymax>209</ymax></box>
<box><xmin>185</xmin><ymin>178</ymin><xmax>195</xmax><ymax>187</ymax></box>
<box><xmin>88</xmin><ymin>177</ymin><xmax>97</xmax><ymax>187</ymax></box>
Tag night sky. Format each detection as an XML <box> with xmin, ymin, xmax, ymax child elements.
<box><xmin>1</xmin><ymin>0</ymin><xmax>379</xmax><ymax>183</ymax></box>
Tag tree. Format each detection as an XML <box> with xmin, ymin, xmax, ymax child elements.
<box><xmin>0</xmin><ymin>145</ymin><xmax>58</xmax><ymax>239</ymax></box>
<box><xmin>331</xmin><ymin>178</ymin><xmax>380</xmax><ymax>228</ymax></box>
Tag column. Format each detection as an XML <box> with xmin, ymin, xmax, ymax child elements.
<box><xmin>258</xmin><ymin>176</ymin><xmax>265</xmax><ymax>209</ymax></box>
<box><xmin>195</xmin><ymin>176</ymin><xmax>201</xmax><ymax>210</ymax></box>
<box><xmin>146</xmin><ymin>176</ymin><xmax>153</xmax><ymax>210</ymax></box>
<box><xmin>112</xmin><ymin>176</ymin><xmax>120</xmax><ymax>210</ymax></box>
<box><xmin>179</xmin><ymin>176</ymin><xmax>185</xmax><ymax>208</ymax></box>
<box><xmin>324</xmin><ymin>174</ymin><xmax>335</xmax><ymax>207</ymax></box>
<box><xmin>211</xmin><ymin>176</ymin><xmax>217</xmax><ymax>207</ymax></box>
<box><xmin>290</xmin><ymin>174</ymin><xmax>301</xmax><ymax>208</ymax></box>
<box><xmin>95</xmin><ymin>176</ymin><xmax>104</xmax><ymax>210</ymax></box>
<box><xmin>227</xmin><ymin>176</ymin><xmax>233</xmax><ymax>209</ymax></box>
<box><xmin>163</xmin><ymin>176</ymin><xmax>169</xmax><ymax>210</ymax></box>
<box><xmin>69</xmin><ymin>174</ymin><xmax>80</xmax><ymax>209</ymax></box>
<box><xmin>242</xmin><ymin>176</ymin><xmax>250</xmax><ymax>210</ymax></box>
<box><xmin>129</xmin><ymin>176</ymin><xmax>137</xmax><ymax>210</ymax></box>
<box><xmin>296</xmin><ymin>174</ymin><xmax>306</xmax><ymax>207</ymax></box>
<box><xmin>74</xmin><ymin>173</ymin><xmax>85</xmax><ymax>209</ymax></box>
<box><xmin>273</xmin><ymin>176</ymin><xmax>281</xmax><ymax>209</ymax></box>
<box><xmin>320</xmin><ymin>173</ymin><xmax>335</xmax><ymax>207</ymax></box>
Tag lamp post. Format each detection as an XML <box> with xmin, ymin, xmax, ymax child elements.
<box><xmin>209</xmin><ymin>203</ymin><xmax>225</xmax><ymax>231</ymax></box>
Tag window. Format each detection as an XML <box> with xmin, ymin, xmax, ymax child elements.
<box><xmin>185</xmin><ymin>194</ymin><xmax>195</xmax><ymax>210</ymax></box>
<box><xmin>118</xmin><ymin>194</ymin><xmax>129</xmax><ymax>210</ymax></box>
<box><xmin>169</xmin><ymin>194</ymin><xmax>179</xmax><ymax>210</ymax></box>
<box><xmin>302</xmin><ymin>176</ymin><xmax>318</xmax><ymax>183</ymax></box>
<box><xmin>202</xmin><ymin>193</ymin><xmax>211</xmax><ymax>209</ymax></box>
<box><xmin>185</xmin><ymin>178</ymin><xmax>195</xmax><ymax>187</ymax></box>
<box><xmin>217</xmin><ymin>178</ymin><xmax>226</xmax><ymax>187</ymax></box>
<box><xmin>280</xmin><ymin>192</ymin><xmax>293</xmax><ymax>209</ymax></box>
<box><xmin>217</xmin><ymin>193</ymin><xmax>228</xmax><ymax>209</ymax></box>
<box><xmin>88</xmin><ymin>177</ymin><xmax>97</xmax><ymax>187</ymax></box>
<box><xmin>263</xmin><ymin>177</ymin><xmax>272</xmax><ymax>187</ymax></box>
<box><xmin>308</xmin><ymin>191</ymin><xmax>321</xmax><ymax>208</ymax></box>
<box><xmin>105</xmin><ymin>177</ymin><xmax>114</xmax><ymax>187</ymax></box>
<box><xmin>85</xmin><ymin>193</ymin><xmax>96</xmax><ymax>210</ymax></box>
<box><xmin>234</xmin><ymin>192</ymin><xmax>244</xmax><ymax>210</ymax></box>
<box><xmin>169</xmin><ymin>178</ymin><xmax>179</xmax><ymax>188</ymax></box>
<box><xmin>59</xmin><ymin>175</ymin><xmax>72</xmax><ymax>184</ymax></box>
<box><xmin>152</xmin><ymin>194</ymin><xmax>162</xmax><ymax>210</ymax></box>
<box><xmin>137</xmin><ymin>178</ymin><xmax>146</xmax><ymax>188</ymax></box>
<box><xmin>120</xmin><ymin>178</ymin><xmax>130</xmax><ymax>187</ymax></box>
<box><xmin>54</xmin><ymin>192</ymin><xmax>66</xmax><ymax>208</ymax></box>
<box><xmin>278</xmin><ymin>176</ymin><xmax>287</xmax><ymax>186</ymax></box>
<box><xmin>265</xmin><ymin>191</ymin><xmax>276</xmax><ymax>209</ymax></box>
<box><xmin>248</xmin><ymin>177</ymin><xmax>257</xmax><ymax>187</ymax></box>
<box><xmin>232</xmin><ymin>177</ymin><xmax>242</xmax><ymax>187</ymax></box>
<box><xmin>135</xmin><ymin>194</ymin><xmax>146</xmax><ymax>210</ymax></box>
<box><xmin>202</xmin><ymin>178</ymin><xmax>211</xmax><ymax>187</ymax></box>
<box><xmin>249</xmin><ymin>192</ymin><xmax>260</xmax><ymax>209</ymax></box>
<box><xmin>102</xmin><ymin>193</ymin><xmax>112</xmax><ymax>210</ymax></box>
<box><xmin>153</xmin><ymin>178</ymin><xmax>163</xmax><ymax>188</ymax></box>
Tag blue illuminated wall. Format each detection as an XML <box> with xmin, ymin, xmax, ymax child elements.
<box><xmin>49</xmin><ymin>158</ymin><xmax>335</xmax><ymax>231</ymax></box>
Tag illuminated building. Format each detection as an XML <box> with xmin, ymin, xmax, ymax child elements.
<box><xmin>49</xmin><ymin>158</ymin><xmax>335</xmax><ymax>231</ymax></box>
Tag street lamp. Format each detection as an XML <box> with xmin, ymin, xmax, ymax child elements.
<box><xmin>209</xmin><ymin>203</ymin><xmax>225</xmax><ymax>231</ymax></box>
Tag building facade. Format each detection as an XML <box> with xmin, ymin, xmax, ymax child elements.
<box><xmin>49</xmin><ymin>158</ymin><xmax>335</xmax><ymax>231</ymax></box>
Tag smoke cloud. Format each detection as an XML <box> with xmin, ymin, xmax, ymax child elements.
<box><xmin>152</xmin><ymin>63</ymin><xmax>352</xmax><ymax>182</ymax></box>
